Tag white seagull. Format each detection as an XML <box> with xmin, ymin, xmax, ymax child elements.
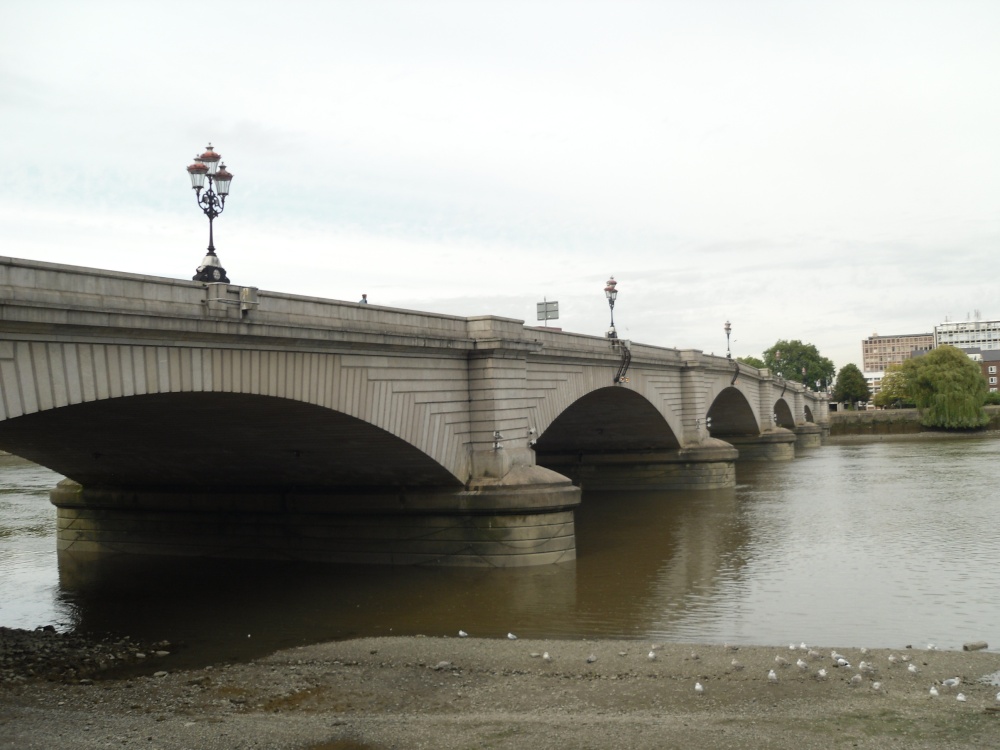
<box><xmin>695</xmin><ymin>681</ymin><xmax>705</xmax><ymax>695</ymax></box>
<box><xmin>458</xmin><ymin>630</ymin><xmax>468</xmax><ymax>638</ymax></box>
<box><xmin>929</xmin><ymin>686</ymin><xmax>939</xmax><ymax>697</ymax></box>
<box><xmin>586</xmin><ymin>654</ymin><xmax>597</xmax><ymax>663</ymax></box>
<box><xmin>796</xmin><ymin>659</ymin><xmax>809</xmax><ymax>671</ymax></box>
<box><xmin>907</xmin><ymin>663</ymin><xmax>918</xmax><ymax>674</ymax></box>
<box><xmin>768</xmin><ymin>669</ymin><xmax>778</xmax><ymax>683</ymax></box>
<box><xmin>731</xmin><ymin>658</ymin><xmax>744</xmax><ymax>671</ymax></box>
<box><xmin>887</xmin><ymin>654</ymin><xmax>898</xmax><ymax>664</ymax></box>
<box><xmin>774</xmin><ymin>655</ymin><xmax>789</xmax><ymax>667</ymax></box>
<box><xmin>941</xmin><ymin>677</ymin><xmax>961</xmax><ymax>689</ymax></box>
<box><xmin>872</xmin><ymin>681</ymin><xmax>883</xmax><ymax>692</ymax></box>
<box><xmin>542</xmin><ymin>652</ymin><xmax>552</xmax><ymax>662</ymax></box>
<box><xmin>507</xmin><ymin>632</ymin><xmax>518</xmax><ymax>640</ymax></box>
<box><xmin>956</xmin><ymin>693</ymin><xmax>967</xmax><ymax>702</ymax></box>
<box><xmin>648</xmin><ymin>650</ymin><xmax>657</xmax><ymax>661</ymax></box>
<box><xmin>850</xmin><ymin>674</ymin><xmax>863</xmax><ymax>687</ymax></box>
<box><xmin>816</xmin><ymin>668</ymin><xmax>828</xmax><ymax>680</ymax></box>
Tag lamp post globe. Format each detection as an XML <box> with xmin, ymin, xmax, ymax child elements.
<box><xmin>724</xmin><ymin>320</ymin><xmax>732</xmax><ymax>359</ymax></box>
<box><xmin>187</xmin><ymin>143</ymin><xmax>233</xmax><ymax>283</ymax></box>
<box><xmin>604</xmin><ymin>276</ymin><xmax>618</xmax><ymax>339</ymax></box>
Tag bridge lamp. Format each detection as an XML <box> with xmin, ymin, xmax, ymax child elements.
<box><xmin>724</xmin><ymin>320</ymin><xmax>732</xmax><ymax>359</ymax></box>
<box><xmin>604</xmin><ymin>276</ymin><xmax>618</xmax><ymax>340</ymax></box>
<box><xmin>186</xmin><ymin>143</ymin><xmax>234</xmax><ymax>284</ymax></box>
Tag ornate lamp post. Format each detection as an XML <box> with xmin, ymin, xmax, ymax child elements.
<box><xmin>186</xmin><ymin>144</ymin><xmax>234</xmax><ymax>283</ymax></box>
<box><xmin>604</xmin><ymin>276</ymin><xmax>618</xmax><ymax>340</ymax></box>
<box><xmin>724</xmin><ymin>320</ymin><xmax>732</xmax><ymax>359</ymax></box>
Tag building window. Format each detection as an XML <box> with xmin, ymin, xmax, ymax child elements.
<box><xmin>990</xmin><ymin>377</ymin><xmax>997</xmax><ymax>385</ymax></box>
<box><xmin>990</xmin><ymin>366</ymin><xmax>997</xmax><ymax>374</ymax></box>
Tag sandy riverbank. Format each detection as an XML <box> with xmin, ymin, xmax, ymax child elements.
<box><xmin>3</xmin><ymin>634</ymin><xmax>1000</xmax><ymax>749</ymax></box>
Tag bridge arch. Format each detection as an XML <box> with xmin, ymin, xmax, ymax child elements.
<box><xmin>0</xmin><ymin>392</ymin><xmax>462</xmax><ymax>492</ymax></box>
<box><xmin>532</xmin><ymin>386</ymin><xmax>679</xmax><ymax>456</ymax></box>
<box><xmin>706</xmin><ymin>386</ymin><xmax>760</xmax><ymax>438</ymax></box>
<box><xmin>774</xmin><ymin>398</ymin><xmax>796</xmax><ymax>429</ymax></box>
<box><xmin>0</xmin><ymin>340</ymin><xmax>472</xmax><ymax>484</ymax></box>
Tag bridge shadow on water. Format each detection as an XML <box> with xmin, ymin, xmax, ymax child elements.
<box><xmin>54</xmin><ymin>485</ymin><xmax>755</xmax><ymax>671</ymax></box>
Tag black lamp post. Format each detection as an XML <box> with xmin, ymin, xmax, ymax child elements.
<box><xmin>724</xmin><ymin>320</ymin><xmax>732</xmax><ymax>359</ymax></box>
<box><xmin>604</xmin><ymin>276</ymin><xmax>618</xmax><ymax>340</ymax></box>
<box><xmin>186</xmin><ymin>144</ymin><xmax>234</xmax><ymax>283</ymax></box>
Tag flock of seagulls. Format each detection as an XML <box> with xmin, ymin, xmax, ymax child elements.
<box><xmin>458</xmin><ymin>631</ymin><xmax>990</xmax><ymax>704</ymax></box>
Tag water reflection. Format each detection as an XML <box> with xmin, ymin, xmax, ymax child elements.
<box><xmin>3</xmin><ymin>439</ymin><xmax>1000</xmax><ymax>667</ymax></box>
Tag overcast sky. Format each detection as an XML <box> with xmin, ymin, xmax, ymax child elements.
<box><xmin>2</xmin><ymin>1</ymin><xmax>998</xmax><ymax>371</ymax></box>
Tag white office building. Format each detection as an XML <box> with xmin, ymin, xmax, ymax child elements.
<box><xmin>935</xmin><ymin>318</ymin><xmax>1000</xmax><ymax>351</ymax></box>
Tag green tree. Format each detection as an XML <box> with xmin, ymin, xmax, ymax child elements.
<box><xmin>737</xmin><ymin>355</ymin><xmax>766</xmax><ymax>369</ymax></box>
<box><xmin>901</xmin><ymin>345</ymin><xmax>988</xmax><ymax>429</ymax></box>
<box><xmin>873</xmin><ymin>363</ymin><xmax>914</xmax><ymax>409</ymax></box>
<box><xmin>762</xmin><ymin>340</ymin><xmax>836</xmax><ymax>389</ymax></box>
<box><xmin>833</xmin><ymin>363</ymin><xmax>870</xmax><ymax>406</ymax></box>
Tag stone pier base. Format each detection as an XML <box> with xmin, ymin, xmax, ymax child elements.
<box><xmin>794</xmin><ymin>424</ymin><xmax>823</xmax><ymax>450</ymax></box>
<box><xmin>725</xmin><ymin>429</ymin><xmax>797</xmax><ymax>461</ymax></box>
<box><xmin>537</xmin><ymin>440</ymin><xmax>739</xmax><ymax>491</ymax></box>
<box><xmin>50</xmin><ymin>468</ymin><xmax>581</xmax><ymax>568</ymax></box>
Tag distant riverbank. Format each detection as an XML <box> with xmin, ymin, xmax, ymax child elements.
<box><xmin>827</xmin><ymin>405</ymin><xmax>1000</xmax><ymax>442</ymax></box>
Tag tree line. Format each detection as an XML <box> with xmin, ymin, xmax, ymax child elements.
<box><xmin>737</xmin><ymin>340</ymin><xmax>990</xmax><ymax>430</ymax></box>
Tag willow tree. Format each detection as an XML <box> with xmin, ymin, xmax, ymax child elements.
<box><xmin>902</xmin><ymin>345</ymin><xmax>988</xmax><ymax>429</ymax></box>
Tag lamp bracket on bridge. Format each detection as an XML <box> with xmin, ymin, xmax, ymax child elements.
<box><xmin>614</xmin><ymin>339</ymin><xmax>632</xmax><ymax>385</ymax></box>
<box><xmin>492</xmin><ymin>430</ymin><xmax>504</xmax><ymax>450</ymax></box>
<box><xmin>202</xmin><ymin>284</ymin><xmax>260</xmax><ymax>317</ymax></box>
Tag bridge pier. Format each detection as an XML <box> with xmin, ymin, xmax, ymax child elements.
<box><xmin>725</xmin><ymin>428</ymin><xmax>797</xmax><ymax>460</ymax></box>
<box><xmin>794</xmin><ymin>423</ymin><xmax>823</xmax><ymax>449</ymax></box>
<box><xmin>535</xmin><ymin>439</ymin><xmax>738</xmax><ymax>491</ymax></box>
<box><xmin>51</xmin><ymin>467</ymin><xmax>581</xmax><ymax>568</ymax></box>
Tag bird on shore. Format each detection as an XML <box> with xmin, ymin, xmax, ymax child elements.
<box><xmin>907</xmin><ymin>663</ymin><xmax>919</xmax><ymax>674</ymax></box>
<box><xmin>796</xmin><ymin>658</ymin><xmax>808</xmax><ymax>671</ymax></box>
<box><xmin>831</xmin><ymin>651</ymin><xmax>845</xmax><ymax>661</ymax></box>
<box><xmin>689</xmin><ymin>651</ymin><xmax>700</xmax><ymax>661</ymax></box>
<box><xmin>956</xmin><ymin>693</ymin><xmax>967</xmax><ymax>702</ymax></box>
<box><xmin>458</xmin><ymin>630</ymin><xmax>468</xmax><ymax>638</ymax></box>
<box><xmin>929</xmin><ymin>686</ymin><xmax>939</xmax><ymax>697</ymax></box>
<box><xmin>836</xmin><ymin>658</ymin><xmax>851</xmax><ymax>669</ymax></box>
<box><xmin>807</xmin><ymin>649</ymin><xmax>822</xmax><ymax>661</ymax></box>
<box><xmin>774</xmin><ymin>655</ymin><xmax>790</xmax><ymax>667</ymax></box>
<box><xmin>850</xmin><ymin>674</ymin><xmax>863</xmax><ymax>687</ymax></box>
<box><xmin>887</xmin><ymin>654</ymin><xmax>898</xmax><ymax>665</ymax></box>
<box><xmin>695</xmin><ymin>682</ymin><xmax>705</xmax><ymax>695</ymax></box>
<box><xmin>586</xmin><ymin>654</ymin><xmax>597</xmax><ymax>664</ymax></box>
<box><xmin>542</xmin><ymin>652</ymin><xmax>552</xmax><ymax>662</ymax></box>
<box><xmin>507</xmin><ymin>632</ymin><xmax>517</xmax><ymax>640</ymax></box>
<box><xmin>816</xmin><ymin>668</ymin><xmax>828</xmax><ymax>680</ymax></box>
<box><xmin>768</xmin><ymin>669</ymin><xmax>778</xmax><ymax>683</ymax></box>
<box><xmin>859</xmin><ymin>661</ymin><xmax>875</xmax><ymax>675</ymax></box>
<box><xmin>872</xmin><ymin>681</ymin><xmax>883</xmax><ymax>692</ymax></box>
<box><xmin>730</xmin><ymin>658</ymin><xmax>744</xmax><ymax>672</ymax></box>
<box><xmin>941</xmin><ymin>677</ymin><xmax>961</xmax><ymax>689</ymax></box>
<box><xmin>648</xmin><ymin>650</ymin><xmax>657</xmax><ymax>661</ymax></box>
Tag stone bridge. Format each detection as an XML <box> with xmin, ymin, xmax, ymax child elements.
<box><xmin>0</xmin><ymin>257</ymin><xmax>827</xmax><ymax>567</ymax></box>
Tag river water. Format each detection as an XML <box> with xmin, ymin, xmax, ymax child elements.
<box><xmin>1</xmin><ymin>439</ymin><xmax>998</xmax><ymax>668</ymax></box>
